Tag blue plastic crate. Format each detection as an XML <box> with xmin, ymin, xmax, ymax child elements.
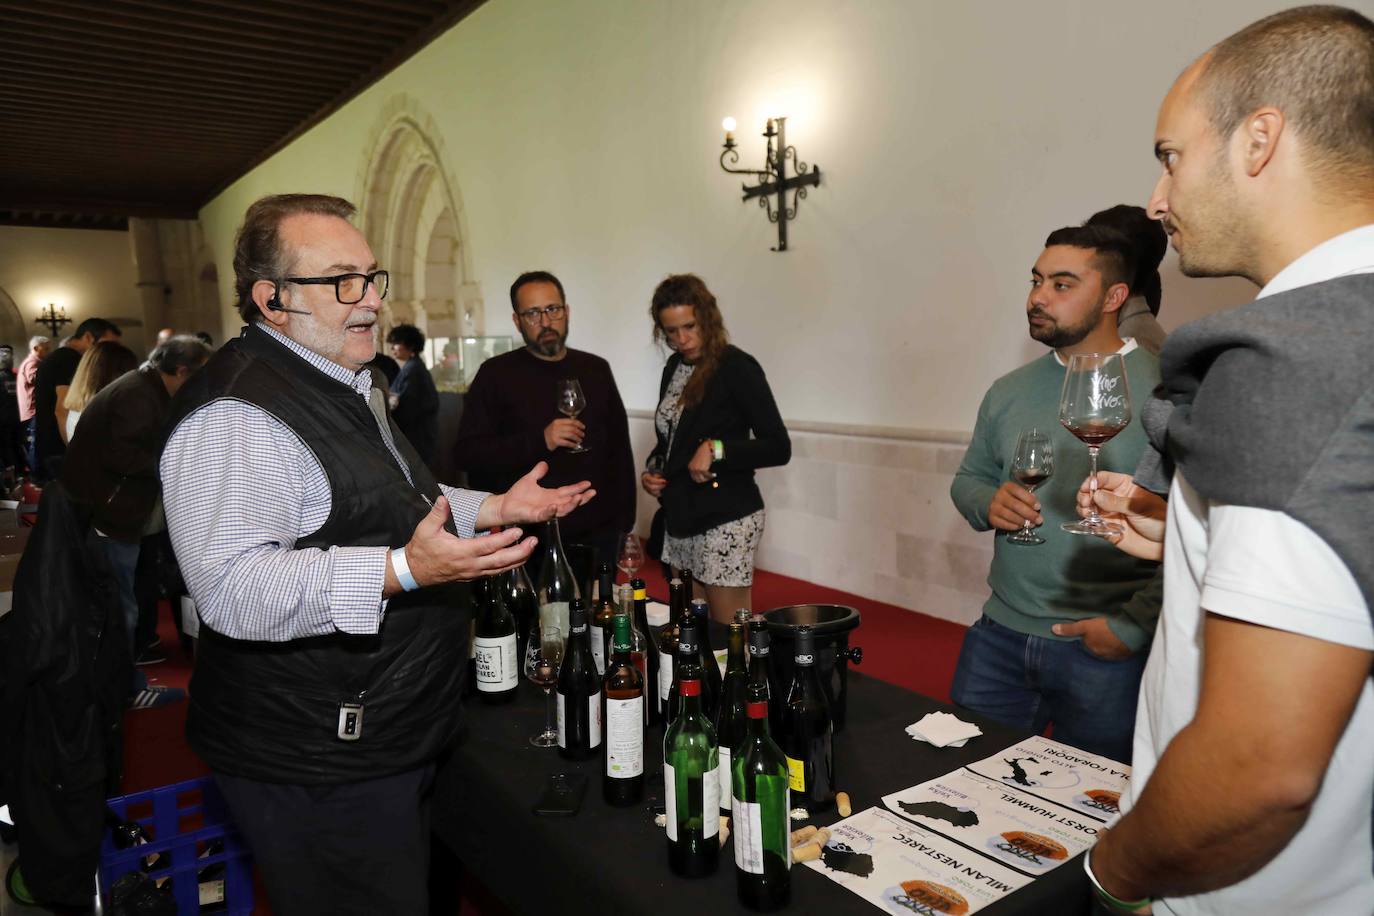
<box><xmin>100</xmin><ymin>776</ymin><xmax>254</xmax><ymax>915</ymax></box>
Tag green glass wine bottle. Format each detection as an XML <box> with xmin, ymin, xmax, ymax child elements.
<box><xmin>731</xmin><ymin>683</ymin><xmax>791</xmax><ymax>911</ymax></box>
<box><xmin>663</xmin><ymin>615</ymin><xmax>719</xmax><ymax>878</ymax></box>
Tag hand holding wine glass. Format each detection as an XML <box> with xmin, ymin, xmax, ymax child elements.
<box><xmin>1059</xmin><ymin>353</ymin><xmax>1131</xmax><ymax>537</ymax></box>
<box><xmin>1006</xmin><ymin>428</ymin><xmax>1054</xmax><ymax>546</ymax></box>
<box><xmin>527</xmin><ymin>626</ymin><xmax>565</xmax><ymax>748</ymax></box>
<box><xmin>1075</xmin><ymin>470</ymin><xmax>1167</xmax><ymax>560</ymax></box>
<box><xmin>556</xmin><ymin>379</ymin><xmax>589</xmax><ymax>454</ymax></box>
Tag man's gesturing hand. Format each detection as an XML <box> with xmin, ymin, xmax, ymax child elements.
<box><xmin>385</xmin><ymin>496</ymin><xmax>536</xmax><ymax>595</ymax></box>
<box><xmin>988</xmin><ymin>482</ymin><xmax>1042</xmax><ymax>531</ymax></box>
<box><xmin>477</xmin><ymin>461</ymin><xmax>596</xmax><ymax>529</ymax></box>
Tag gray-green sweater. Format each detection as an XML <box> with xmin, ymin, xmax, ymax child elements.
<box><xmin>950</xmin><ymin>347</ymin><xmax>1163</xmax><ymax>651</ymax></box>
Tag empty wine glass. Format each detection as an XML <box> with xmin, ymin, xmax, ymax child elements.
<box><xmin>1007</xmin><ymin>428</ymin><xmax>1054</xmax><ymax>546</ymax></box>
<box><xmin>616</xmin><ymin>532</ymin><xmax>644</xmax><ymax>580</ymax></box>
<box><xmin>556</xmin><ymin>379</ymin><xmax>589</xmax><ymax>453</ymax></box>
<box><xmin>528</xmin><ymin>626</ymin><xmax>565</xmax><ymax>748</ymax></box>
<box><xmin>1059</xmin><ymin>353</ymin><xmax>1131</xmax><ymax>537</ymax></box>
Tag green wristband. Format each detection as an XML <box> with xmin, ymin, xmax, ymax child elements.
<box><xmin>1084</xmin><ymin>848</ymin><xmax>1151</xmax><ymax>912</ymax></box>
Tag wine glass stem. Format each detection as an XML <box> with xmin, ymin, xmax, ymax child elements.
<box><xmin>543</xmin><ymin>686</ymin><xmax>556</xmax><ymax>735</ymax></box>
<box><xmin>1086</xmin><ymin>446</ymin><xmax>1101</xmax><ymax>524</ymax></box>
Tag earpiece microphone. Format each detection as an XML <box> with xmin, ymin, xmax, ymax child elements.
<box><xmin>266</xmin><ymin>287</ymin><xmax>312</xmax><ymax>316</ymax></box>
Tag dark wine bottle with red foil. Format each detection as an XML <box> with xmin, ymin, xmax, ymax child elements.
<box><xmin>732</xmin><ymin>683</ymin><xmax>792</xmax><ymax>911</ymax></box>
<box><xmin>603</xmin><ymin>613</ymin><xmax>645</xmax><ymax>806</ymax></box>
<box><xmin>664</xmin><ymin>614</ymin><xmax>719</xmax><ymax>878</ymax></box>
<box><xmin>557</xmin><ymin>599</ymin><xmax>601</xmax><ymax>761</ymax></box>
<box><xmin>747</xmin><ymin>616</ymin><xmax>784</xmax><ymax>737</ymax></box>
<box><xmin>713</xmin><ymin>610</ymin><xmax>751</xmax><ymax>813</ymax></box>
<box><xmin>658</xmin><ymin>577</ymin><xmax>686</xmax><ymax>725</ymax></box>
<box><xmin>690</xmin><ymin>598</ymin><xmax>722</xmax><ymax>722</ymax></box>
<box><xmin>780</xmin><ymin>625</ymin><xmax>834</xmax><ymax>813</ymax></box>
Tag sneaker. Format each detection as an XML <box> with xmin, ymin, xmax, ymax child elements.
<box><xmin>127</xmin><ymin>686</ymin><xmax>185</xmax><ymax>710</ymax></box>
<box><xmin>135</xmin><ymin>643</ymin><xmax>168</xmax><ymax>666</ymax></box>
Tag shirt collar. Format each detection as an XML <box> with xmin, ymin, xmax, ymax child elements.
<box><xmin>1053</xmin><ymin>336</ymin><xmax>1138</xmax><ymax>367</ymax></box>
<box><xmin>1259</xmin><ymin>223</ymin><xmax>1374</xmax><ymax>299</ymax></box>
<box><xmin>255</xmin><ymin>322</ymin><xmax>373</xmax><ymax>396</ymax></box>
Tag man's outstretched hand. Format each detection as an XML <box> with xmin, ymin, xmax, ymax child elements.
<box><xmin>477</xmin><ymin>461</ymin><xmax>596</xmax><ymax>529</ymax></box>
<box><xmin>387</xmin><ymin>496</ymin><xmax>537</xmax><ymax>595</ymax></box>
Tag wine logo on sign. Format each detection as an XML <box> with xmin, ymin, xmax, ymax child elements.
<box><xmin>1088</xmin><ymin>375</ymin><xmax>1127</xmax><ymax>411</ymax></box>
<box><xmin>795</xmin><ymin>653</ymin><xmax>815</xmax><ymax>665</ymax></box>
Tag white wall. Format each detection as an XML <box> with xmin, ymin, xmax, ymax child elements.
<box><xmin>0</xmin><ymin>225</ymin><xmax>148</xmax><ymax>353</ymax></box>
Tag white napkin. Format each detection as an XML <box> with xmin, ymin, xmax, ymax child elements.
<box><xmin>906</xmin><ymin>712</ymin><xmax>983</xmax><ymax>748</ymax></box>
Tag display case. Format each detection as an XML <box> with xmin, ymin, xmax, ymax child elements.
<box><xmin>425</xmin><ymin>335</ymin><xmax>521</xmax><ymax>392</ymax></box>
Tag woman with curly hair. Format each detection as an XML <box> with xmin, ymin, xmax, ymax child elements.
<box><xmin>642</xmin><ymin>274</ymin><xmax>790</xmax><ymax>622</ymax></box>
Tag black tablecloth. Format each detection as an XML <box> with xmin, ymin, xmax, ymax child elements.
<box><xmin>433</xmin><ymin>670</ymin><xmax>1092</xmax><ymax>916</ymax></box>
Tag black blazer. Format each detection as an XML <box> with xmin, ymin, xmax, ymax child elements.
<box><xmin>651</xmin><ymin>345</ymin><xmax>790</xmax><ymax>537</ymax></box>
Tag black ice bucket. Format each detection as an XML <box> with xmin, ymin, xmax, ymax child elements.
<box><xmin>762</xmin><ymin>604</ymin><xmax>863</xmax><ymax>733</ymax></box>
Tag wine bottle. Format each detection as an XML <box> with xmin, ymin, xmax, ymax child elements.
<box><xmin>732</xmin><ymin>683</ymin><xmax>792</xmax><ymax>911</ymax></box>
<box><xmin>556</xmin><ymin>599</ymin><xmax>602</xmax><ymax>761</ymax></box>
<box><xmin>780</xmin><ymin>625</ymin><xmax>835</xmax><ymax>813</ymax></box>
<box><xmin>690</xmin><ymin>598</ymin><xmax>722</xmax><ymax>722</ymax></box>
<box><xmin>714</xmin><ymin>610</ymin><xmax>751</xmax><ymax>812</ymax></box>
<box><xmin>747</xmin><ymin>616</ymin><xmax>784</xmax><ymax>738</ymax></box>
<box><xmin>664</xmin><ymin>615</ymin><xmax>720</xmax><ymax>878</ymax></box>
<box><xmin>657</xmin><ymin>577</ymin><xmax>686</xmax><ymax>725</ymax></box>
<box><xmin>536</xmin><ymin>517</ymin><xmax>580</xmax><ymax>643</ymax></box>
<box><xmin>503</xmin><ymin>564</ymin><xmax>538</xmax><ymax>677</ymax></box>
<box><xmin>603</xmin><ymin>614</ymin><xmax>645</xmax><ymax>806</ymax></box>
<box><xmin>590</xmin><ymin>562</ymin><xmax>616</xmax><ymax>677</ymax></box>
<box><xmin>473</xmin><ymin>576</ymin><xmax>519</xmax><ymax>704</ymax></box>
<box><xmin>631</xmin><ymin>577</ymin><xmax>660</xmax><ymax>726</ymax></box>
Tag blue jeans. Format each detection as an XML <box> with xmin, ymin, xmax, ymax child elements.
<box><xmin>94</xmin><ymin>535</ymin><xmax>144</xmax><ymax>694</ymax></box>
<box><xmin>950</xmin><ymin>614</ymin><xmax>1146</xmax><ymax>763</ymax></box>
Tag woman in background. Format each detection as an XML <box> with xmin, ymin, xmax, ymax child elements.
<box><xmin>385</xmin><ymin>323</ymin><xmax>439</xmax><ymax>469</ymax></box>
<box><xmin>1086</xmin><ymin>204</ymin><xmax>1168</xmax><ymax>355</ymax></box>
<box><xmin>642</xmin><ymin>274</ymin><xmax>790</xmax><ymax>622</ymax></box>
<box><xmin>61</xmin><ymin>339</ymin><xmax>139</xmax><ymax>442</ymax></box>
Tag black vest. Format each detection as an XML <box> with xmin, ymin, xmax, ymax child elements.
<box><xmin>165</xmin><ymin>324</ymin><xmax>470</xmax><ymax>784</ymax></box>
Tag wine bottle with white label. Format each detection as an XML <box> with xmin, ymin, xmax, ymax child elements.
<box><xmin>473</xmin><ymin>575</ymin><xmax>518</xmax><ymax>704</ymax></box>
<box><xmin>630</xmin><ymin>577</ymin><xmax>660</xmax><ymax>727</ymax></box>
<box><xmin>603</xmin><ymin>613</ymin><xmax>644</xmax><ymax>806</ymax></box>
<box><xmin>590</xmin><ymin>562</ymin><xmax>616</xmax><ymax>676</ymax></box>
<box><xmin>714</xmin><ymin>610</ymin><xmax>751</xmax><ymax>812</ymax></box>
<box><xmin>658</xmin><ymin>577</ymin><xmax>686</xmax><ymax>725</ymax></box>
<box><xmin>780</xmin><ymin>625</ymin><xmax>834</xmax><ymax>813</ymax></box>
<box><xmin>557</xmin><ymin>599</ymin><xmax>601</xmax><ymax>761</ymax></box>
<box><xmin>732</xmin><ymin>682</ymin><xmax>791</xmax><ymax>911</ymax></box>
<box><xmin>664</xmin><ymin>614</ymin><xmax>719</xmax><ymax>878</ymax></box>
<box><xmin>536</xmin><ymin>517</ymin><xmax>579</xmax><ymax>643</ymax></box>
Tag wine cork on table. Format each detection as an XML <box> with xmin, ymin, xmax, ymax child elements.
<box><xmin>719</xmin><ymin>815</ymin><xmax>731</xmax><ymax>847</ymax></box>
<box><xmin>836</xmin><ymin>791</ymin><xmax>852</xmax><ymax>817</ymax></box>
<box><xmin>793</xmin><ymin>842</ymin><xmax>823</xmax><ymax>863</ymax></box>
<box><xmin>790</xmin><ymin>825</ymin><xmax>818</xmax><ymax>846</ymax></box>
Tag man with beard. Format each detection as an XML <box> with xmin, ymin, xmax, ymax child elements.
<box><xmin>1078</xmin><ymin>7</ymin><xmax>1374</xmax><ymax>914</ymax></box>
<box><xmin>159</xmin><ymin>196</ymin><xmax>594</xmax><ymax>915</ymax></box>
<box><xmin>947</xmin><ymin>224</ymin><xmax>1162</xmax><ymax>763</ymax></box>
<box><xmin>455</xmin><ymin>270</ymin><xmax>635</xmax><ymax>567</ymax></box>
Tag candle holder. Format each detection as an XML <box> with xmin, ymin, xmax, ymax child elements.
<box><xmin>718</xmin><ymin>116</ymin><xmax>822</xmax><ymax>252</ymax></box>
<box><xmin>35</xmin><ymin>303</ymin><xmax>71</xmax><ymax>336</ymax></box>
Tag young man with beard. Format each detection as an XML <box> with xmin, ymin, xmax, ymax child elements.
<box><xmin>1079</xmin><ymin>7</ymin><xmax>1374</xmax><ymax>914</ymax></box>
<box><xmin>159</xmin><ymin>195</ymin><xmax>593</xmax><ymax>915</ymax></box>
<box><xmin>455</xmin><ymin>270</ymin><xmax>636</xmax><ymax>566</ymax></box>
<box><xmin>948</xmin><ymin>225</ymin><xmax>1162</xmax><ymax>763</ymax></box>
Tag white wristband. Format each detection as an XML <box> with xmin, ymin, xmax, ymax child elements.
<box><xmin>390</xmin><ymin>546</ymin><xmax>420</xmax><ymax>592</ymax></box>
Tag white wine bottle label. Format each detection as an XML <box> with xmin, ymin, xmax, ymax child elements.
<box><xmin>556</xmin><ymin>692</ymin><xmax>567</xmax><ymax>749</ymax></box>
<box><xmin>786</xmin><ymin>755</ymin><xmax>805</xmax><ymax>793</ymax></box>
<box><xmin>733</xmin><ymin>800</ymin><xmax>765</xmax><ymax>875</ymax></box>
<box><xmin>702</xmin><ymin>762</ymin><xmax>720</xmax><ymax>837</ymax></box>
<box><xmin>589</xmin><ymin>625</ymin><xmax>606</xmax><ymax>676</ymax></box>
<box><xmin>658</xmin><ymin>652</ymin><xmax>674</xmax><ymax>702</ymax></box>
<box><xmin>589</xmin><ymin>690</ymin><xmax>603</xmax><ymax>749</ymax></box>
<box><xmin>473</xmin><ymin>634</ymin><xmax>518</xmax><ymax>691</ymax></box>
<box><xmin>605</xmin><ymin>696</ymin><xmax>644</xmax><ymax>778</ymax></box>
<box><xmin>717</xmin><ymin>748</ymin><xmax>733</xmax><ymax>811</ymax></box>
<box><xmin>664</xmin><ymin>762</ymin><xmax>678</xmax><ymax>841</ymax></box>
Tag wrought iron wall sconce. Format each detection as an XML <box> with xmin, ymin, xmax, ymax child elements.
<box><xmin>718</xmin><ymin>116</ymin><xmax>822</xmax><ymax>252</ymax></box>
<box><xmin>35</xmin><ymin>303</ymin><xmax>71</xmax><ymax>336</ymax></box>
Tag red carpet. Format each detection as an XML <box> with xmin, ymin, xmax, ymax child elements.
<box><xmin>119</xmin><ymin>562</ymin><xmax>970</xmax><ymax>913</ymax></box>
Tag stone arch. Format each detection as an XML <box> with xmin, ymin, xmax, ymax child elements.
<box><xmin>0</xmin><ymin>286</ymin><xmax>31</xmax><ymax>356</ymax></box>
<box><xmin>356</xmin><ymin>95</ymin><xmax>483</xmax><ymax>344</ymax></box>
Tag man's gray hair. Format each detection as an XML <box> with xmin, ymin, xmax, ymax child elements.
<box><xmin>149</xmin><ymin>335</ymin><xmax>211</xmax><ymax>375</ymax></box>
<box><xmin>28</xmin><ymin>335</ymin><xmax>50</xmax><ymax>350</ymax></box>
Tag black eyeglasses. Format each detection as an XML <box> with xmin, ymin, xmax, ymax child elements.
<box><xmin>516</xmin><ymin>303</ymin><xmax>566</xmax><ymax>325</ymax></box>
<box><xmin>283</xmin><ymin>270</ymin><xmax>389</xmax><ymax>305</ymax></box>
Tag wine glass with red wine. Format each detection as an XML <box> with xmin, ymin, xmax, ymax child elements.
<box><xmin>528</xmin><ymin>627</ymin><xmax>565</xmax><ymax>747</ymax></box>
<box><xmin>1059</xmin><ymin>353</ymin><xmax>1131</xmax><ymax>536</ymax></box>
<box><xmin>1007</xmin><ymin>428</ymin><xmax>1055</xmax><ymax>545</ymax></box>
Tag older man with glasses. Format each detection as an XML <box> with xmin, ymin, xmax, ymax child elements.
<box><xmin>455</xmin><ymin>269</ymin><xmax>636</xmax><ymax>572</ymax></box>
<box><xmin>159</xmin><ymin>195</ymin><xmax>594</xmax><ymax>915</ymax></box>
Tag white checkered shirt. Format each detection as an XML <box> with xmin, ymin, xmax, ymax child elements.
<box><xmin>160</xmin><ymin>323</ymin><xmax>489</xmax><ymax>642</ymax></box>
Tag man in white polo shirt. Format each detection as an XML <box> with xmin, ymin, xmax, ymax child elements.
<box><xmin>1080</xmin><ymin>7</ymin><xmax>1374</xmax><ymax>915</ymax></box>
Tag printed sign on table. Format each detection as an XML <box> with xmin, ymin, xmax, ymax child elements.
<box><xmin>963</xmin><ymin>735</ymin><xmax>1130</xmax><ymax>823</ymax></box>
<box><xmin>881</xmin><ymin>769</ymin><xmax>1101</xmax><ymax>875</ymax></box>
<box><xmin>805</xmin><ymin>806</ymin><xmax>1031</xmax><ymax>915</ymax></box>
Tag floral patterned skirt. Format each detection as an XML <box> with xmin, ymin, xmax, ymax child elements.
<box><xmin>661</xmin><ymin>509</ymin><xmax>765</xmax><ymax>587</ymax></box>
